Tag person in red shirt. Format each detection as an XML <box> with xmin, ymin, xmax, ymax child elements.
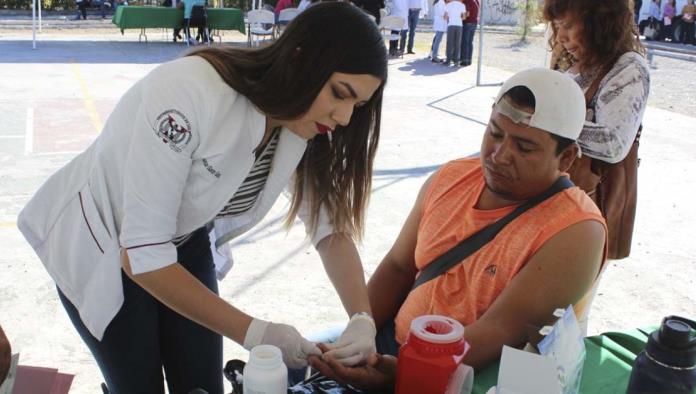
<box><xmin>275</xmin><ymin>0</ymin><xmax>295</xmax><ymax>20</ymax></box>
<box><xmin>459</xmin><ymin>0</ymin><xmax>479</xmax><ymax>66</ymax></box>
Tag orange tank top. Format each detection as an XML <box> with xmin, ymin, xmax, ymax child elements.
<box><xmin>394</xmin><ymin>158</ymin><xmax>607</xmax><ymax>344</ymax></box>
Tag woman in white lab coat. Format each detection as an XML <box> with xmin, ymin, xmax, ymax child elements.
<box><xmin>17</xmin><ymin>3</ymin><xmax>387</xmax><ymax>393</ymax></box>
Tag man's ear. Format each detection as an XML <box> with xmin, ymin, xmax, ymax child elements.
<box><xmin>558</xmin><ymin>143</ymin><xmax>579</xmax><ymax>173</ymax></box>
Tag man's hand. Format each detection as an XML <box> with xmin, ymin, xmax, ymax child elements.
<box><xmin>243</xmin><ymin>318</ymin><xmax>321</xmax><ymax>369</ymax></box>
<box><xmin>323</xmin><ymin>314</ymin><xmax>376</xmax><ymax>366</ymax></box>
<box><xmin>0</xmin><ymin>324</ymin><xmax>11</xmax><ymax>385</ymax></box>
<box><xmin>309</xmin><ymin>345</ymin><xmax>397</xmax><ymax>390</ymax></box>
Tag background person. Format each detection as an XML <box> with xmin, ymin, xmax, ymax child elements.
<box><xmin>404</xmin><ymin>0</ymin><xmax>427</xmax><ymax>54</ymax></box>
<box><xmin>443</xmin><ymin>0</ymin><xmax>466</xmax><ymax>66</ymax></box>
<box><xmin>680</xmin><ymin>0</ymin><xmax>696</xmax><ymax>44</ymax></box>
<box><xmin>388</xmin><ymin>0</ymin><xmax>409</xmax><ymax>56</ymax></box>
<box><xmin>429</xmin><ymin>0</ymin><xmax>447</xmax><ymax>62</ymax></box>
<box><xmin>662</xmin><ymin>0</ymin><xmax>676</xmax><ymax>41</ymax></box>
<box><xmin>74</xmin><ymin>0</ymin><xmax>89</xmax><ymax>20</ymax></box>
<box><xmin>459</xmin><ymin>0</ymin><xmax>478</xmax><ymax>66</ymax></box>
<box><xmin>352</xmin><ymin>0</ymin><xmax>385</xmax><ymax>24</ymax></box>
<box><xmin>545</xmin><ymin>0</ymin><xmax>650</xmax><ymax>259</ymax></box>
<box><xmin>17</xmin><ymin>4</ymin><xmax>387</xmax><ymax>393</ymax></box>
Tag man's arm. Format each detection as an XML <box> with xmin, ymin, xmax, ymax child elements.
<box><xmin>0</xmin><ymin>324</ymin><xmax>11</xmax><ymax>385</ymax></box>
<box><xmin>461</xmin><ymin>219</ymin><xmax>605</xmax><ymax>369</ymax></box>
<box><xmin>368</xmin><ymin>174</ymin><xmax>434</xmax><ymax>329</ymax></box>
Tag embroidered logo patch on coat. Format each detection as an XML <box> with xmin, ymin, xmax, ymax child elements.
<box><xmin>155</xmin><ymin>110</ymin><xmax>192</xmax><ymax>153</ymax></box>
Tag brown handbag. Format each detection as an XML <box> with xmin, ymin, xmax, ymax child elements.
<box><xmin>566</xmin><ymin>68</ymin><xmax>641</xmax><ymax>260</ymax></box>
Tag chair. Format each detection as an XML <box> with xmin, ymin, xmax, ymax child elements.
<box><xmin>246</xmin><ymin>9</ymin><xmax>275</xmax><ymax>47</ymax></box>
<box><xmin>378</xmin><ymin>15</ymin><xmax>405</xmax><ymax>58</ymax></box>
<box><xmin>276</xmin><ymin>7</ymin><xmax>300</xmax><ymax>35</ymax></box>
<box><xmin>186</xmin><ymin>5</ymin><xmax>210</xmax><ymax>46</ymax></box>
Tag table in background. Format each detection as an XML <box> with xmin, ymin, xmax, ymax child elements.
<box><xmin>111</xmin><ymin>6</ymin><xmax>245</xmax><ymax>42</ymax></box>
<box><xmin>473</xmin><ymin>327</ymin><xmax>655</xmax><ymax>394</ymax></box>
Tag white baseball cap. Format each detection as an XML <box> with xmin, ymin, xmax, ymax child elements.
<box><xmin>494</xmin><ymin>68</ymin><xmax>586</xmax><ymax>141</ymax></box>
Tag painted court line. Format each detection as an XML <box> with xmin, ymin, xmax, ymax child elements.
<box><xmin>70</xmin><ymin>61</ymin><xmax>103</xmax><ymax>134</ymax></box>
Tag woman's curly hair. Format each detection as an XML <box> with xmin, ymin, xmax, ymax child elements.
<box><xmin>544</xmin><ymin>0</ymin><xmax>645</xmax><ymax>73</ymax></box>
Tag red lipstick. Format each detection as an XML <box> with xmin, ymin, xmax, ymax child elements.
<box><xmin>315</xmin><ymin>122</ymin><xmax>332</xmax><ymax>134</ymax></box>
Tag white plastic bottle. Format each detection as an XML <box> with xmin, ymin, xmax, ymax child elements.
<box><xmin>243</xmin><ymin>345</ymin><xmax>288</xmax><ymax>394</ymax></box>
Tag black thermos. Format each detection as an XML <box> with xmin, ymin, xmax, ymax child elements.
<box><xmin>626</xmin><ymin>315</ymin><xmax>696</xmax><ymax>394</ymax></box>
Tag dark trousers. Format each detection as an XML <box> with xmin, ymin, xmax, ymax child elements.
<box><xmin>58</xmin><ymin>228</ymin><xmax>223</xmax><ymax>394</ymax></box>
<box><xmin>77</xmin><ymin>2</ymin><xmax>88</xmax><ymax>19</ymax></box>
<box><xmin>446</xmin><ymin>25</ymin><xmax>463</xmax><ymax>63</ymax></box>
<box><xmin>389</xmin><ymin>29</ymin><xmax>408</xmax><ymax>54</ymax></box>
<box><xmin>407</xmin><ymin>9</ymin><xmax>420</xmax><ymax>52</ymax></box>
<box><xmin>459</xmin><ymin>22</ymin><xmax>477</xmax><ymax>65</ymax></box>
<box><xmin>681</xmin><ymin>20</ymin><xmax>695</xmax><ymax>44</ymax></box>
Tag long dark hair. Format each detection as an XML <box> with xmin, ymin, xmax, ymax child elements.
<box><xmin>190</xmin><ymin>2</ymin><xmax>388</xmax><ymax>241</ymax></box>
<box><xmin>544</xmin><ymin>0</ymin><xmax>645</xmax><ymax>74</ymax></box>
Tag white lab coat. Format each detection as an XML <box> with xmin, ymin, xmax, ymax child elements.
<box><xmin>17</xmin><ymin>56</ymin><xmax>334</xmax><ymax>340</ymax></box>
<box><xmin>389</xmin><ymin>0</ymin><xmax>409</xmax><ymax>28</ymax></box>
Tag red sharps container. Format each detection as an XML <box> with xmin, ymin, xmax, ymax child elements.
<box><xmin>395</xmin><ymin>315</ymin><xmax>469</xmax><ymax>394</ymax></box>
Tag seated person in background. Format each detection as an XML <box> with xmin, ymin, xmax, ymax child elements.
<box><xmin>275</xmin><ymin>0</ymin><xmax>295</xmax><ymax>22</ymax></box>
<box><xmin>0</xmin><ymin>324</ymin><xmax>10</xmax><ymax>385</ymax></box>
<box><xmin>310</xmin><ymin>68</ymin><xmax>607</xmax><ymax>390</ymax></box>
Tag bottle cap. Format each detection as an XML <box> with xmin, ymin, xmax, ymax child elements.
<box><xmin>248</xmin><ymin>345</ymin><xmax>284</xmax><ymax>370</ymax></box>
<box><xmin>646</xmin><ymin>315</ymin><xmax>696</xmax><ymax>369</ymax></box>
<box><xmin>660</xmin><ymin>318</ymin><xmax>696</xmax><ymax>350</ymax></box>
<box><xmin>410</xmin><ymin>315</ymin><xmax>465</xmax><ymax>344</ymax></box>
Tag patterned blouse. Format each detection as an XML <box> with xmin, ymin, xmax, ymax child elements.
<box><xmin>566</xmin><ymin>52</ymin><xmax>650</xmax><ymax>164</ymax></box>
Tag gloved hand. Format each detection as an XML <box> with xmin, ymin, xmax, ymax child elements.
<box><xmin>243</xmin><ymin>318</ymin><xmax>321</xmax><ymax>369</ymax></box>
<box><xmin>323</xmin><ymin>313</ymin><xmax>377</xmax><ymax>366</ymax></box>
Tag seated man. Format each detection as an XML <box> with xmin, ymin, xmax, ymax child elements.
<box><xmin>310</xmin><ymin>68</ymin><xmax>607</xmax><ymax>390</ymax></box>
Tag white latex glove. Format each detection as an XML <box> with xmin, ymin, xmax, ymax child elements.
<box><xmin>323</xmin><ymin>313</ymin><xmax>377</xmax><ymax>366</ymax></box>
<box><xmin>243</xmin><ymin>318</ymin><xmax>321</xmax><ymax>369</ymax></box>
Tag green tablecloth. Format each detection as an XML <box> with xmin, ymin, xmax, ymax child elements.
<box><xmin>112</xmin><ymin>6</ymin><xmax>245</xmax><ymax>34</ymax></box>
<box><xmin>473</xmin><ymin>327</ymin><xmax>656</xmax><ymax>394</ymax></box>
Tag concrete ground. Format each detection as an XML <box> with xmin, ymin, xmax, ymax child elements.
<box><xmin>0</xmin><ymin>27</ymin><xmax>695</xmax><ymax>393</ymax></box>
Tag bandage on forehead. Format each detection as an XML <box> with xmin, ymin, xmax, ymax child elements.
<box><xmin>494</xmin><ymin>96</ymin><xmax>533</xmax><ymax>125</ymax></box>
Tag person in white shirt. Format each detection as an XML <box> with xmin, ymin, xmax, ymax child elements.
<box><xmin>388</xmin><ymin>0</ymin><xmax>409</xmax><ymax>55</ymax></box>
<box><xmin>17</xmin><ymin>3</ymin><xmax>387</xmax><ymax>393</ymax></box>
<box><xmin>405</xmin><ymin>0</ymin><xmax>428</xmax><ymax>54</ymax></box>
<box><xmin>444</xmin><ymin>0</ymin><xmax>467</xmax><ymax>66</ymax></box>
<box><xmin>430</xmin><ymin>0</ymin><xmax>447</xmax><ymax>62</ymax></box>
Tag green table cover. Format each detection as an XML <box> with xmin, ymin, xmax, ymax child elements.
<box><xmin>112</xmin><ymin>6</ymin><xmax>245</xmax><ymax>34</ymax></box>
<box><xmin>472</xmin><ymin>327</ymin><xmax>656</xmax><ymax>394</ymax></box>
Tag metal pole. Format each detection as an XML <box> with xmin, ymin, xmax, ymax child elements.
<box><xmin>32</xmin><ymin>0</ymin><xmax>37</xmax><ymax>49</ymax></box>
<box><xmin>38</xmin><ymin>0</ymin><xmax>42</xmax><ymax>32</ymax></box>
<box><xmin>476</xmin><ymin>0</ymin><xmax>484</xmax><ymax>86</ymax></box>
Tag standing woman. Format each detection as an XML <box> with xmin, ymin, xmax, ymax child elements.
<box><xmin>544</xmin><ymin>0</ymin><xmax>650</xmax><ymax>259</ymax></box>
<box><xmin>17</xmin><ymin>3</ymin><xmax>387</xmax><ymax>393</ymax></box>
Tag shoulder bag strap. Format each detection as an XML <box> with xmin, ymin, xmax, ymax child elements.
<box><xmin>411</xmin><ymin>176</ymin><xmax>574</xmax><ymax>291</ymax></box>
